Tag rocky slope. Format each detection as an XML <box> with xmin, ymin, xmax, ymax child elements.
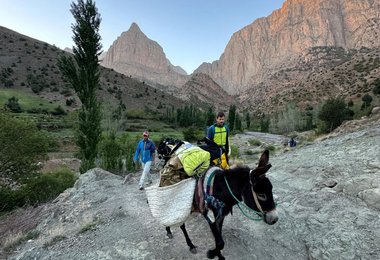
<box><xmin>195</xmin><ymin>0</ymin><xmax>380</xmax><ymax>95</ymax></box>
<box><xmin>1</xmin><ymin>114</ymin><xmax>379</xmax><ymax>260</ymax></box>
<box><xmin>0</xmin><ymin>26</ymin><xmax>185</xmax><ymax>115</ymax></box>
<box><xmin>177</xmin><ymin>73</ymin><xmax>235</xmax><ymax>111</ymax></box>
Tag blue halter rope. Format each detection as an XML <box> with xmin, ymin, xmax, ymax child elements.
<box><xmin>223</xmin><ymin>175</ymin><xmax>264</xmax><ymax>221</ymax></box>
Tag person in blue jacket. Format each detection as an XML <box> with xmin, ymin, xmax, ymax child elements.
<box><xmin>133</xmin><ymin>131</ymin><xmax>156</xmax><ymax>190</ymax></box>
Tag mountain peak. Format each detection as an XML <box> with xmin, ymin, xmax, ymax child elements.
<box><xmin>128</xmin><ymin>22</ymin><xmax>141</xmax><ymax>33</ymax></box>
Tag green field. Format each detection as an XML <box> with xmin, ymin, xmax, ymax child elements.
<box><xmin>0</xmin><ymin>89</ymin><xmax>57</xmax><ymax>111</ymax></box>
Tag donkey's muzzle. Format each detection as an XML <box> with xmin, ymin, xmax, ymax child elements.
<box><xmin>264</xmin><ymin>209</ymin><xmax>278</xmax><ymax>225</ymax></box>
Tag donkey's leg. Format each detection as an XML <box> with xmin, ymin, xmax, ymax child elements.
<box><xmin>180</xmin><ymin>223</ymin><xmax>197</xmax><ymax>253</ymax></box>
<box><xmin>166</xmin><ymin>226</ymin><xmax>173</xmax><ymax>239</ymax></box>
<box><xmin>206</xmin><ymin>216</ymin><xmax>225</xmax><ymax>260</ymax></box>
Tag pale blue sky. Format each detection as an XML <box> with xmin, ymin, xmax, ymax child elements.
<box><xmin>0</xmin><ymin>0</ymin><xmax>284</xmax><ymax>74</ymax></box>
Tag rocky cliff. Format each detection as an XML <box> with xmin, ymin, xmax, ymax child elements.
<box><xmin>195</xmin><ymin>0</ymin><xmax>380</xmax><ymax>94</ymax></box>
<box><xmin>101</xmin><ymin>23</ymin><xmax>189</xmax><ymax>91</ymax></box>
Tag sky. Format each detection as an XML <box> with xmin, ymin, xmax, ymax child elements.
<box><xmin>0</xmin><ymin>0</ymin><xmax>285</xmax><ymax>74</ymax></box>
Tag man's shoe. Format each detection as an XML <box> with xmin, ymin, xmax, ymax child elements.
<box><xmin>139</xmin><ymin>187</ymin><xmax>144</xmax><ymax>191</ymax></box>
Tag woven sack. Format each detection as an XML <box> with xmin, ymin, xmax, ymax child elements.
<box><xmin>146</xmin><ymin>177</ymin><xmax>196</xmax><ymax>226</ymax></box>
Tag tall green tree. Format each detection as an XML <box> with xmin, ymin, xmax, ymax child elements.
<box><xmin>245</xmin><ymin>111</ymin><xmax>251</xmax><ymax>129</ymax></box>
<box><xmin>228</xmin><ymin>105</ymin><xmax>236</xmax><ymax>132</ymax></box>
<box><xmin>235</xmin><ymin>113</ymin><xmax>242</xmax><ymax>132</ymax></box>
<box><xmin>58</xmin><ymin>0</ymin><xmax>102</xmax><ymax>173</ymax></box>
<box><xmin>206</xmin><ymin>106</ymin><xmax>215</xmax><ymax>126</ymax></box>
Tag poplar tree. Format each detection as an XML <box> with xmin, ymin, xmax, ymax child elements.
<box><xmin>228</xmin><ymin>105</ymin><xmax>236</xmax><ymax>132</ymax></box>
<box><xmin>58</xmin><ymin>0</ymin><xmax>102</xmax><ymax>173</ymax></box>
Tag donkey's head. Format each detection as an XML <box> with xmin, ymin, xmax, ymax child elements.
<box><xmin>157</xmin><ymin>138</ymin><xmax>182</xmax><ymax>165</ymax></box>
<box><xmin>157</xmin><ymin>138</ymin><xmax>175</xmax><ymax>158</ymax></box>
<box><xmin>243</xmin><ymin>150</ymin><xmax>278</xmax><ymax>225</ymax></box>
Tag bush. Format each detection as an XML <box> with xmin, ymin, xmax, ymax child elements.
<box><xmin>23</xmin><ymin>167</ymin><xmax>77</xmax><ymax>206</ymax></box>
<box><xmin>372</xmin><ymin>78</ymin><xmax>380</xmax><ymax>95</ymax></box>
<box><xmin>248</xmin><ymin>138</ymin><xmax>262</xmax><ymax>146</ymax></box>
<box><xmin>318</xmin><ymin>97</ymin><xmax>353</xmax><ymax>133</ymax></box>
<box><xmin>0</xmin><ymin>167</ymin><xmax>76</xmax><ymax>212</ymax></box>
<box><xmin>0</xmin><ymin>112</ymin><xmax>49</xmax><ymax>181</ymax></box>
<box><xmin>229</xmin><ymin>144</ymin><xmax>240</xmax><ymax>159</ymax></box>
<box><xmin>4</xmin><ymin>96</ymin><xmax>23</xmax><ymax>113</ymax></box>
<box><xmin>0</xmin><ymin>186</ymin><xmax>26</xmax><ymax>212</ymax></box>
<box><xmin>99</xmin><ymin>132</ymin><xmax>123</xmax><ymax>173</ymax></box>
<box><xmin>182</xmin><ymin>126</ymin><xmax>203</xmax><ymax>142</ymax></box>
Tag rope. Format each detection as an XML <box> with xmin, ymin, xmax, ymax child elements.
<box><xmin>224</xmin><ymin>176</ymin><xmax>263</xmax><ymax>221</ymax></box>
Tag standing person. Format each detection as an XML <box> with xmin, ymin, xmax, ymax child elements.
<box><xmin>288</xmin><ymin>137</ymin><xmax>297</xmax><ymax>148</ymax></box>
<box><xmin>133</xmin><ymin>131</ymin><xmax>156</xmax><ymax>190</ymax></box>
<box><xmin>207</xmin><ymin>112</ymin><xmax>230</xmax><ymax>169</ymax></box>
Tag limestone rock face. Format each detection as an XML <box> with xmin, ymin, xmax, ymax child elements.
<box><xmin>101</xmin><ymin>23</ymin><xmax>189</xmax><ymax>90</ymax></box>
<box><xmin>195</xmin><ymin>0</ymin><xmax>380</xmax><ymax>94</ymax></box>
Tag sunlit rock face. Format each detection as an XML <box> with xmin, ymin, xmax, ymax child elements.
<box><xmin>195</xmin><ymin>0</ymin><xmax>380</xmax><ymax>94</ymax></box>
<box><xmin>101</xmin><ymin>23</ymin><xmax>189</xmax><ymax>90</ymax></box>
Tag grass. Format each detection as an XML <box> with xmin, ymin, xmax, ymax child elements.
<box><xmin>3</xmin><ymin>230</ymin><xmax>40</xmax><ymax>253</ymax></box>
<box><xmin>78</xmin><ymin>222</ymin><xmax>97</xmax><ymax>234</ymax></box>
<box><xmin>43</xmin><ymin>235</ymin><xmax>66</xmax><ymax>248</ymax></box>
<box><xmin>0</xmin><ymin>88</ymin><xmax>57</xmax><ymax>111</ymax></box>
<box><xmin>248</xmin><ymin>138</ymin><xmax>262</xmax><ymax>146</ymax></box>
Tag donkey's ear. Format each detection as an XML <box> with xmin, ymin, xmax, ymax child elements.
<box><xmin>251</xmin><ymin>164</ymin><xmax>272</xmax><ymax>177</ymax></box>
<box><xmin>258</xmin><ymin>150</ymin><xmax>269</xmax><ymax>167</ymax></box>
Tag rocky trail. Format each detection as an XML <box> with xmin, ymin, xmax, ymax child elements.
<box><xmin>1</xmin><ymin>115</ymin><xmax>380</xmax><ymax>260</ymax></box>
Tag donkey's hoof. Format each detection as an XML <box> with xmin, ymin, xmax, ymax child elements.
<box><xmin>190</xmin><ymin>247</ymin><xmax>197</xmax><ymax>254</ymax></box>
<box><xmin>207</xmin><ymin>250</ymin><xmax>216</xmax><ymax>259</ymax></box>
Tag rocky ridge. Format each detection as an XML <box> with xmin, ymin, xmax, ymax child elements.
<box><xmin>1</xmin><ymin>115</ymin><xmax>379</xmax><ymax>260</ymax></box>
<box><xmin>195</xmin><ymin>0</ymin><xmax>380</xmax><ymax>95</ymax></box>
<box><xmin>177</xmin><ymin>73</ymin><xmax>235</xmax><ymax>111</ymax></box>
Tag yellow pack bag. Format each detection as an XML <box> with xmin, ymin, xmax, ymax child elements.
<box><xmin>177</xmin><ymin>146</ymin><xmax>210</xmax><ymax>176</ymax></box>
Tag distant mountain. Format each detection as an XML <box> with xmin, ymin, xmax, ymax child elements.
<box><xmin>195</xmin><ymin>0</ymin><xmax>380</xmax><ymax>95</ymax></box>
<box><xmin>101</xmin><ymin>23</ymin><xmax>189</xmax><ymax>92</ymax></box>
<box><xmin>0</xmin><ymin>26</ymin><xmax>185</xmax><ymax>115</ymax></box>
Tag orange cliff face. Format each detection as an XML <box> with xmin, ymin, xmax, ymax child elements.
<box><xmin>194</xmin><ymin>0</ymin><xmax>380</xmax><ymax>95</ymax></box>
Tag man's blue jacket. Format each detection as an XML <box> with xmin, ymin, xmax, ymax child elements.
<box><xmin>133</xmin><ymin>139</ymin><xmax>155</xmax><ymax>163</ymax></box>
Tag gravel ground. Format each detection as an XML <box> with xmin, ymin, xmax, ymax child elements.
<box><xmin>1</xmin><ymin>114</ymin><xmax>380</xmax><ymax>260</ymax></box>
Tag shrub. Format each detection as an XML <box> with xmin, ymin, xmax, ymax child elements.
<box><xmin>361</xmin><ymin>94</ymin><xmax>373</xmax><ymax>110</ymax></box>
<box><xmin>23</xmin><ymin>167</ymin><xmax>77</xmax><ymax>206</ymax></box>
<box><xmin>51</xmin><ymin>105</ymin><xmax>67</xmax><ymax>116</ymax></box>
<box><xmin>4</xmin><ymin>96</ymin><xmax>23</xmax><ymax>113</ymax></box>
<box><xmin>0</xmin><ymin>167</ymin><xmax>76</xmax><ymax>212</ymax></box>
<box><xmin>372</xmin><ymin>78</ymin><xmax>380</xmax><ymax>95</ymax></box>
<box><xmin>0</xmin><ymin>186</ymin><xmax>26</xmax><ymax>212</ymax></box>
<box><xmin>318</xmin><ymin>97</ymin><xmax>353</xmax><ymax>133</ymax></box>
<box><xmin>248</xmin><ymin>138</ymin><xmax>262</xmax><ymax>146</ymax></box>
<box><xmin>229</xmin><ymin>144</ymin><xmax>240</xmax><ymax>159</ymax></box>
<box><xmin>0</xmin><ymin>112</ymin><xmax>49</xmax><ymax>181</ymax></box>
<box><xmin>182</xmin><ymin>126</ymin><xmax>203</xmax><ymax>142</ymax></box>
<box><xmin>99</xmin><ymin>132</ymin><xmax>123</xmax><ymax>173</ymax></box>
